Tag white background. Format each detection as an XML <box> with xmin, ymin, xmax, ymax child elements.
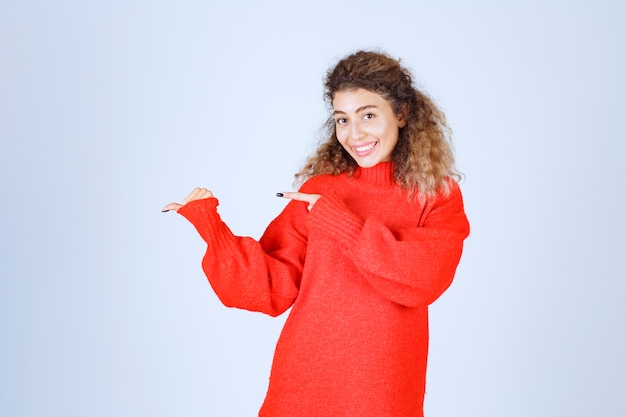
<box><xmin>1</xmin><ymin>1</ymin><xmax>625</xmax><ymax>416</ymax></box>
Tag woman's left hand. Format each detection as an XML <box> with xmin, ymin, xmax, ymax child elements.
<box><xmin>278</xmin><ymin>192</ymin><xmax>321</xmax><ymax>212</ymax></box>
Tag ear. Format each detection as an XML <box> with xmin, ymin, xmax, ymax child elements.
<box><xmin>396</xmin><ymin>103</ymin><xmax>409</xmax><ymax>128</ymax></box>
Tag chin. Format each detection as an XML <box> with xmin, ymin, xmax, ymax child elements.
<box><xmin>355</xmin><ymin>159</ymin><xmax>382</xmax><ymax>168</ymax></box>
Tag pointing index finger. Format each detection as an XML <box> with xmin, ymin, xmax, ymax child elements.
<box><xmin>277</xmin><ymin>191</ymin><xmax>316</xmax><ymax>204</ymax></box>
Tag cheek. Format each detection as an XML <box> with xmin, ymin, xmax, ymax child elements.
<box><xmin>381</xmin><ymin>124</ymin><xmax>400</xmax><ymax>143</ymax></box>
<box><xmin>335</xmin><ymin>130</ymin><xmax>349</xmax><ymax>146</ymax></box>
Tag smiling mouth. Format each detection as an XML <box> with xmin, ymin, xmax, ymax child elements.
<box><xmin>353</xmin><ymin>142</ymin><xmax>377</xmax><ymax>155</ymax></box>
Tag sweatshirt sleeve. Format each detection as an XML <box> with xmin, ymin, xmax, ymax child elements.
<box><xmin>177</xmin><ymin>197</ymin><xmax>307</xmax><ymax>317</ymax></box>
<box><xmin>307</xmin><ymin>181</ymin><xmax>470</xmax><ymax>308</ymax></box>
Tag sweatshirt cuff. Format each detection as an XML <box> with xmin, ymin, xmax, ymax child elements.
<box><xmin>307</xmin><ymin>192</ymin><xmax>364</xmax><ymax>249</ymax></box>
<box><xmin>177</xmin><ymin>197</ymin><xmax>238</xmax><ymax>252</ymax></box>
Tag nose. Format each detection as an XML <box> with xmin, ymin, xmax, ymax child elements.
<box><xmin>350</xmin><ymin>121</ymin><xmax>365</xmax><ymax>141</ymax></box>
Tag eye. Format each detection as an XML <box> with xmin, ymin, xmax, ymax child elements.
<box><xmin>363</xmin><ymin>113</ymin><xmax>375</xmax><ymax>120</ymax></box>
<box><xmin>335</xmin><ymin>117</ymin><xmax>347</xmax><ymax>125</ymax></box>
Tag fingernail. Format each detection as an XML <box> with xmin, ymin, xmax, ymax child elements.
<box><xmin>276</xmin><ymin>192</ymin><xmax>284</xmax><ymax>197</ymax></box>
<box><xmin>161</xmin><ymin>209</ymin><xmax>170</xmax><ymax>213</ymax></box>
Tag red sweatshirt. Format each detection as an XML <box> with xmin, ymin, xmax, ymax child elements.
<box><xmin>178</xmin><ymin>162</ymin><xmax>470</xmax><ymax>417</ymax></box>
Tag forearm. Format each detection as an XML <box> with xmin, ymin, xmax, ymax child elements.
<box><xmin>178</xmin><ymin>197</ymin><xmax>304</xmax><ymax>316</ymax></box>
<box><xmin>307</xmin><ymin>189</ymin><xmax>469</xmax><ymax>307</ymax></box>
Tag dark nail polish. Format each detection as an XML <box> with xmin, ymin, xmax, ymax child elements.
<box><xmin>276</xmin><ymin>192</ymin><xmax>284</xmax><ymax>197</ymax></box>
<box><xmin>161</xmin><ymin>209</ymin><xmax>170</xmax><ymax>213</ymax></box>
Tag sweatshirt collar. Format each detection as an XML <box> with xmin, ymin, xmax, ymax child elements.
<box><xmin>354</xmin><ymin>162</ymin><xmax>395</xmax><ymax>186</ymax></box>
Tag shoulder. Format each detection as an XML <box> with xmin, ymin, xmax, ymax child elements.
<box><xmin>433</xmin><ymin>177</ymin><xmax>468</xmax><ymax>218</ymax></box>
<box><xmin>298</xmin><ymin>173</ymin><xmax>347</xmax><ymax>194</ymax></box>
<box><xmin>435</xmin><ymin>176</ymin><xmax>464</xmax><ymax>200</ymax></box>
<box><xmin>422</xmin><ymin>177</ymin><xmax>466</xmax><ymax>214</ymax></box>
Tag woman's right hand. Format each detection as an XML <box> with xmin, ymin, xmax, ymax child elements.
<box><xmin>162</xmin><ymin>187</ymin><xmax>214</xmax><ymax>212</ymax></box>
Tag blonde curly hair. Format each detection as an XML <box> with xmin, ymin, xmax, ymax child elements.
<box><xmin>295</xmin><ymin>50</ymin><xmax>459</xmax><ymax>200</ymax></box>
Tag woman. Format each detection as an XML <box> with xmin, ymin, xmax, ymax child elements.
<box><xmin>163</xmin><ymin>50</ymin><xmax>470</xmax><ymax>417</ymax></box>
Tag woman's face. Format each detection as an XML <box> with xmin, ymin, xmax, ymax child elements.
<box><xmin>332</xmin><ymin>88</ymin><xmax>407</xmax><ymax>168</ymax></box>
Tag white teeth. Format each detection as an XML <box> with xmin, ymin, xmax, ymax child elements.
<box><xmin>355</xmin><ymin>143</ymin><xmax>376</xmax><ymax>152</ymax></box>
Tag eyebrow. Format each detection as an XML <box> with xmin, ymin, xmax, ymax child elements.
<box><xmin>333</xmin><ymin>104</ymin><xmax>378</xmax><ymax>115</ymax></box>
